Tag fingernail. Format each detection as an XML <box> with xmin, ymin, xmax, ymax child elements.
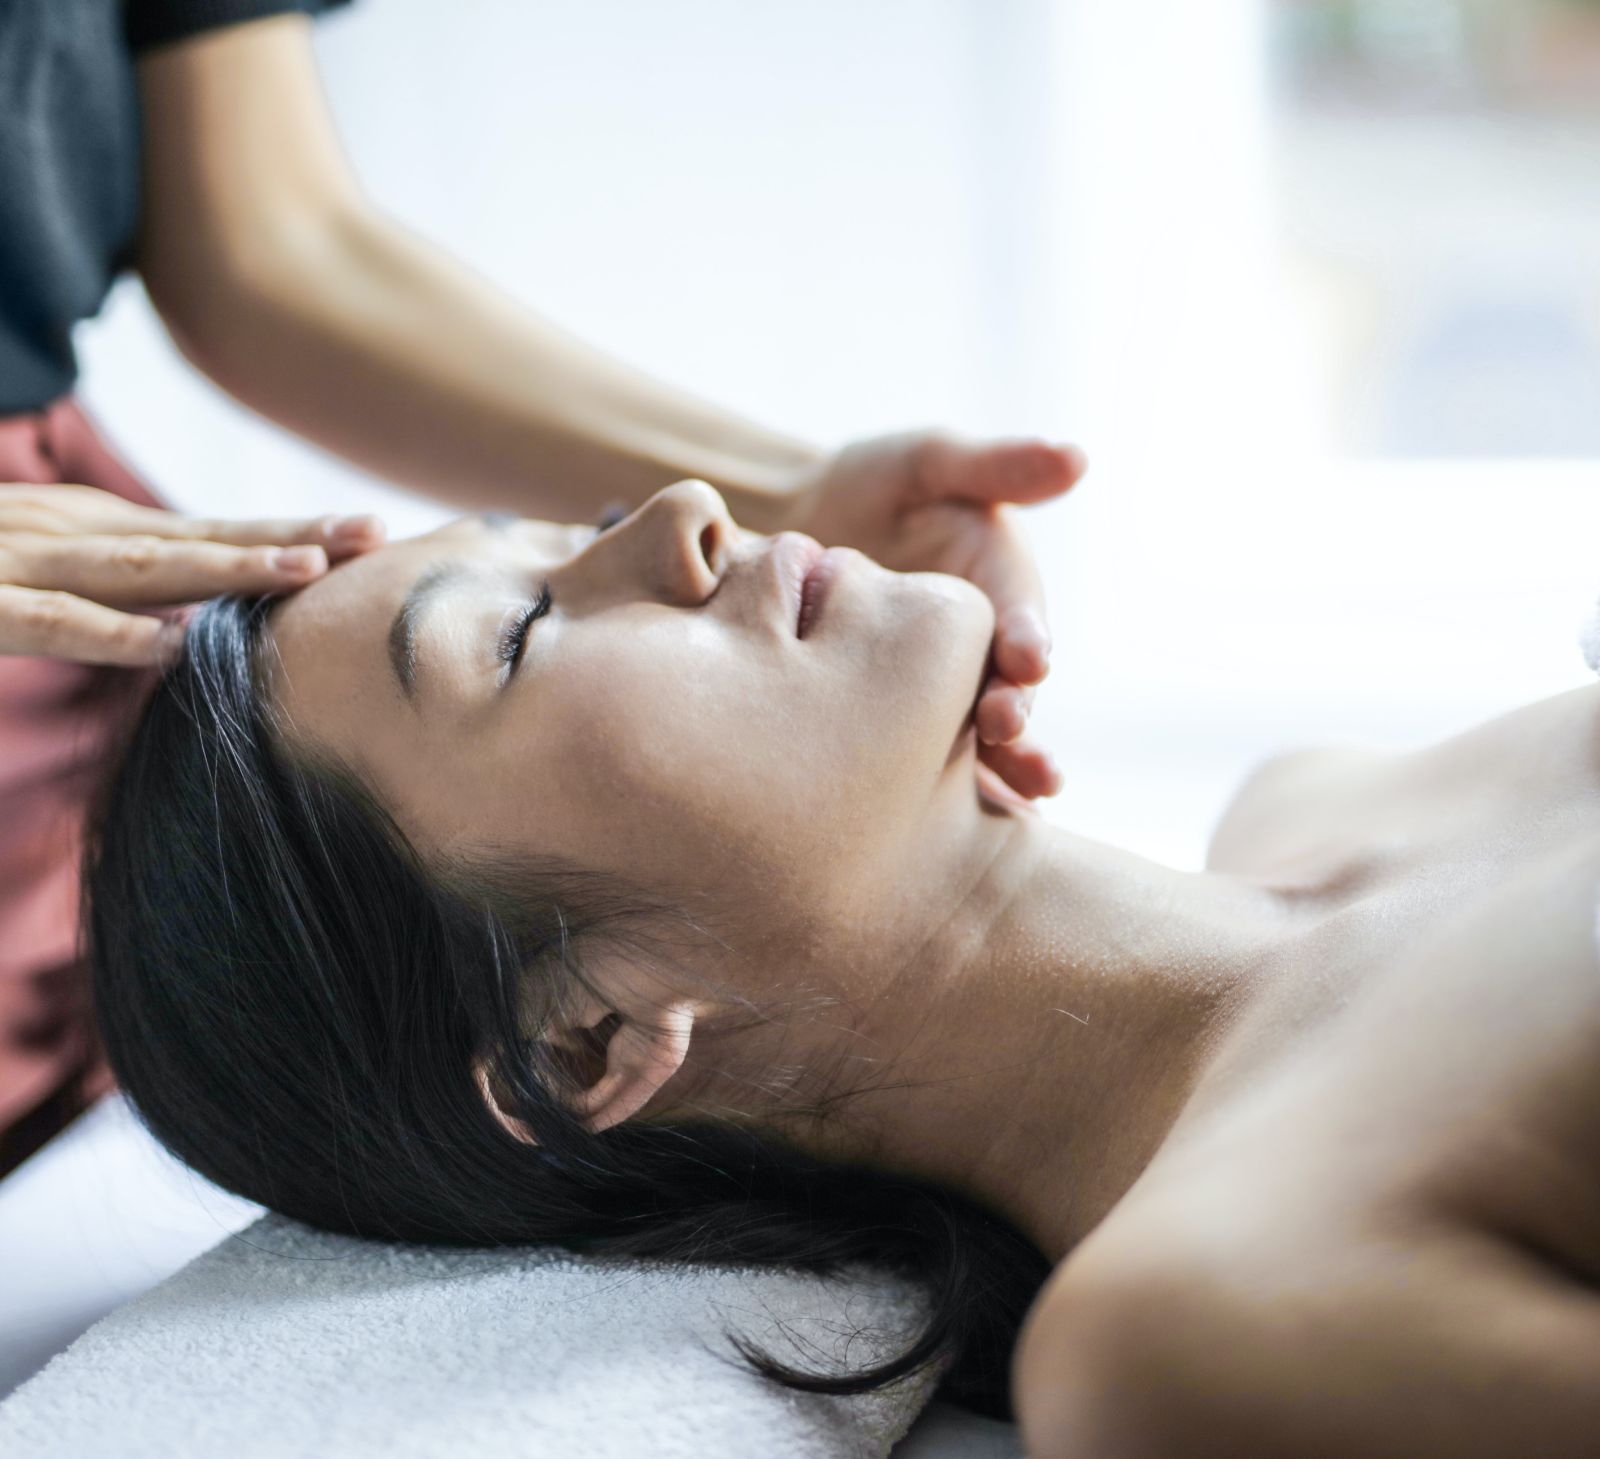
<box><xmin>272</xmin><ymin>546</ymin><xmax>327</xmax><ymax>574</ymax></box>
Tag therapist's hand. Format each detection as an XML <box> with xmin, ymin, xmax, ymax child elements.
<box><xmin>0</xmin><ymin>484</ymin><xmax>386</xmax><ymax>666</ymax></box>
<box><xmin>785</xmin><ymin>429</ymin><xmax>1085</xmax><ymax>800</ymax></box>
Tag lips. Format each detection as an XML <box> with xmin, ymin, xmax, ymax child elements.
<box><xmin>760</xmin><ymin>532</ymin><xmax>850</xmax><ymax>638</ymax></box>
<box><xmin>797</xmin><ymin>549</ymin><xmax>844</xmax><ymax>639</ymax></box>
<box><xmin>769</xmin><ymin>532</ymin><xmax>825</xmax><ymax>637</ymax></box>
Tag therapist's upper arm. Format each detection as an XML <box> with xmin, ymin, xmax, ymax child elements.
<box><xmin>1015</xmin><ymin>1209</ymin><xmax>1600</xmax><ymax>1459</ymax></box>
<box><xmin>133</xmin><ymin>14</ymin><xmax>362</xmax><ymax>340</ymax></box>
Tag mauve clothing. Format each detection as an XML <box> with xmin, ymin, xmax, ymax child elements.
<box><xmin>0</xmin><ymin>0</ymin><xmax>358</xmax><ymax>1175</ymax></box>
<box><xmin>0</xmin><ymin>397</ymin><xmax>165</xmax><ymax>1178</ymax></box>
<box><xmin>0</xmin><ymin>0</ymin><xmax>353</xmax><ymax>413</ymax></box>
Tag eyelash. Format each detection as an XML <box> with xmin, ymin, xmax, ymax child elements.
<box><xmin>496</xmin><ymin>581</ymin><xmax>551</xmax><ymax>673</ymax></box>
<box><xmin>495</xmin><ymin>503</ymin><xmax>627</xmax><ymax>676</ymax></box>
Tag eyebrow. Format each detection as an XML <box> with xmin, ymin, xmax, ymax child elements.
<box><xmin>388</xmin><ymin>561</ymin><xmax>475</xmax><ymax>701</ymax></box>
<box><xmin>385</xmin><ymin>512</ymin><xmax>582</xmax><ymax>701</ymax></box>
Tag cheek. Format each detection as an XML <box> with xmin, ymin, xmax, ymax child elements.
<box><xmin>551</xmin><ymin>641</ymin><xmax>777</xmax><ymax>804</ymax></box>
<box><xmin>531</xmin><ymin>634</ymin><xmax>832</xmax><ymax>881</ymax></box>
<box><xmin>497</xmin><ymin>576</ymin><xmax>995</xmax><ymax>893</ymax></box>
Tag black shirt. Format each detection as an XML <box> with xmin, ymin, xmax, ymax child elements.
<box><xmin>0</xmin><ymin>0</ymin><xmax>351</xmax><ymax>415</ymax></box>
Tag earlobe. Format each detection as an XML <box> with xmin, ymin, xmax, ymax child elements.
<box><xmin>473</xmin><ymin>1058</ymin><xmax>540</xmax><ymax>1144</ymax></box>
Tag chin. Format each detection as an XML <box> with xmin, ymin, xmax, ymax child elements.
<box><xmin>884</xmin><ymin>571</ymin><xmax>993</xmax><ymax>652</ymax></box>
<box><xmin>842</xmin><ymin>569</ymin><xmax>993</xmax><ymax>753</ymax></box>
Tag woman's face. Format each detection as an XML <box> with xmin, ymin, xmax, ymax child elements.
<box><xmin>267</xmin><ymin>481</ymin><xmax>994</xmax><ymax>929</ymax></box>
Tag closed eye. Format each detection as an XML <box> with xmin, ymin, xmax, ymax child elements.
<box><xmin>496</xmin><ymin>581</ymin><xmax>551</xmax><ymax>682</ymax></box>
<box><xmin>494</xmin><ymin>502</ymin><xmax>627</xmax><ymax>685</ymax></box>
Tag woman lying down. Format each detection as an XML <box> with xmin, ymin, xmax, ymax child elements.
<box><xmin>87</xmin><ymin>478</ymin><xmax>1600</xmax><ymax>1457</ymax></box>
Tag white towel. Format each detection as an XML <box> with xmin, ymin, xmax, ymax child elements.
<box><xmin>0</xmin><ymin>1210</ymin><xmax>944</xmax><ymax>1458</ymax></box>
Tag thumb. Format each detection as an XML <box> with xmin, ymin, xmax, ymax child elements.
<box><xmin>917</xmin><ymin>435</ymin><xmax>1088</xmax><ymax>508</ymax></box>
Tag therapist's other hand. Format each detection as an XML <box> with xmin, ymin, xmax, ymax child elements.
<box><xmin>786</xmin><ymin>429</ymin><xmax>1085</xmax><ymax>800</ymax></box>
<box><xmin>0</xmin><ymin>484</ymin><xmax>386</xmax><ymax>666</ymax></box>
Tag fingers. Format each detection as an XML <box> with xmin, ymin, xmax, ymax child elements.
<box><xmin>976</xmin><ymin>674</ymin><xmax>1037</xmax><ymax>746</ymax></box>
<box><xmin>956</xmin><ymin>509</ymin><xmax>1052</xmax><ymax>686</ymax></box>
<box><xmin>974</xmin><ymin>672</ymin><xmax>1061</xmax><ymax>800</ymax></box>
<box><xmin>909</xmin><ymin>433</ymin><xmax>1073</xmax><ymax>681</ymax></box>
<box><xmin>978</xmin><ymin>734</ymin><xmax>1062</xmax><ymax>800</ymax></box>
<box><xmin>916</xmin><ymin>433</ymin><xmax>1088</xmax><ymax>508</ymax></box>
<box><xmin>177</xmin><ymin>512</ymin><xmax>386</xmax><ymax>560</ymax></box>
<box><xmin>4</xmin><ymin>489</ymin><xmax>387</xmax><ymax>560</ymax></box>
<box><xmin>992</xmin><ymin>603</ymin><xmax>1051</xmax><ymax>686</ymax></box>
<box><xmin>119</xmin><ymin>508</ymin><xmax>385</xmax><ymax>561</ymax></box>
<box><xmin>0</xmin><ymin>585</ymin><xmax>180</xmax><ymax>667</ymax></box>
<box><xmin>0</xmin><ymin>533</ymin><xmax>331</xmax><ymax>605</ymax></box>
<box><xmin>974</xmin><ymin>757</ymin><xmax>1037</xmax><ymax>814</ymax></box>
<box><xmin>0</xmin><ymin>488</ymin><xmax>383</xmax><ymax>666</ymax></box>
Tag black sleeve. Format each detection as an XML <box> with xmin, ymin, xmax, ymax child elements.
<box><xmin>126</xmin><ymin>0</ymin><xmax>354</xmax><ymax>54</ymax></box>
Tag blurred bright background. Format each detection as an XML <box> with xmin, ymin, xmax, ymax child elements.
<box><xmin>76</xmin><ymin>0</ymin><xmax>1600</xmax><ymax>870</ymax></box>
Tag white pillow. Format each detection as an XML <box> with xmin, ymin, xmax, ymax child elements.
<box><xmin>0</xmin><ymin>1207</ymin><xmax>947</xmax><ymax>1458</ymax></box>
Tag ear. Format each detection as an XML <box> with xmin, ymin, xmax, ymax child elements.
<box><xmin>564</xmin><ymin>1000</ymin><xmax>698</xmax><ymax>1133</ymax></box>
<box><xmin>473</xmin><ymin>1057</ymin><xmax>540</xmax><ymax>1144</ymax></box>
<box><xmin>471</xmin><ymin>997</ymin><xmax>701</xmax><ymax>1142</ymax></box>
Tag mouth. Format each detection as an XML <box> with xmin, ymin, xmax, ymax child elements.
<box><xmin>770</xmin><ymin>531</ymin><xmax>825</xmax><ymax>637</ymax></box>
<box><xmin>797</xmin><ymin>547</ymin><xmax>848</xmax><ymax>639</ymax></box>
<box><xmin>766</xmin><ymin>532</ymin><xmax>853</xmax><ymax>638</ymax></box>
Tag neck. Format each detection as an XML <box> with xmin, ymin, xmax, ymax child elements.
<box><xmin>796</xmin><ymin>781</ymin><xmax>1316</xmax><ymax>1265</ymax></box>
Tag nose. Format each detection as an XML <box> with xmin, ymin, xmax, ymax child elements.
<box><xmin>578</xmin><ymin>478</ymin><xmax>739</xmax><ymax>608</ymax></box>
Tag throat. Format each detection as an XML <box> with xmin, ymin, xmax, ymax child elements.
<box><xmin>840</xmin><ymin>815</ymin><xmax>1316</xmax><ymax>1266</ymax></box>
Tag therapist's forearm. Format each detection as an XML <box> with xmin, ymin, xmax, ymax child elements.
<box><xmin>148</xmin><ymin>203</ymin><xmax>825</xmax><ymax>533</ymax></box>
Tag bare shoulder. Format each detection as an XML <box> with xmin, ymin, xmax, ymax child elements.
<box><xmin>1206</xmin><ymin>682</ymin><xmax>1600</xmax><ymax>880</ymax></box>
<box><xmin>1204</xmin><ymin>743</ymin><xmax>1398</xmax><ymax>877</ymax></box>
<box><xmin>1014</xmin><ymin>829</ymin><xmax>1600</xmax><ymax>1458</ymax></box>
<box><xmin>1014</xmin><ymin>1197</ymin><xmax>1600</xmax><ymax>1459</ymax></box>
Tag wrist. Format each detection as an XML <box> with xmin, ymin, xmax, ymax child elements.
<box><xmin>686</xmin><ymin>439</ymin><xmax>830</xmax><ymax>535</ymax></box>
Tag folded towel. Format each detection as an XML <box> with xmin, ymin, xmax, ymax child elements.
<box><xmin>0</xmin><ymin>1210</ymin><xmax>943</xmax><ymax>1458</ymax></box>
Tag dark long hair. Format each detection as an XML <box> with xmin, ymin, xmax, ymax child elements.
<box><xmin>84</xmin><ymin>594</ymin><xmax>1049</xmax><ymax>1419</ymax></box>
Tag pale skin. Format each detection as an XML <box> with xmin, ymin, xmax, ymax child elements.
<box><xmin>266</xmin><ymin>483</ymin><xmax>1600</xmax><ymax>1457</ymax></box>
<box><xmin>1</xmin><ymin>12</ymin><xmax>1085</xmax><ymax>798</ymax></box>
